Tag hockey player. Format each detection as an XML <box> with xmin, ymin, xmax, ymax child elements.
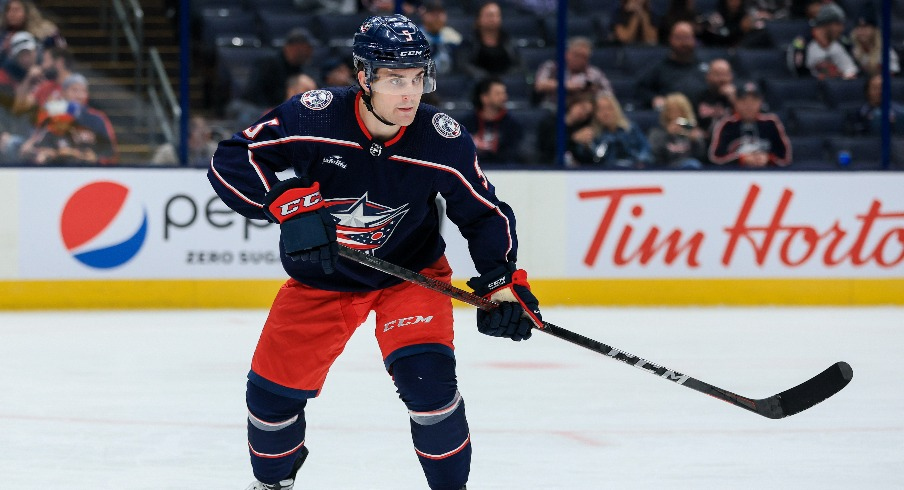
<box><xmin>208</xmin><ymin>14</ymin><xmax>542</xmax><ymax>490</ymax></box>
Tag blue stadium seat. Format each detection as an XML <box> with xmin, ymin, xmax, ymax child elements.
<box><xmin>696</xmin><ymin>47</ymin><xmax>731</xmax><ymax>64</ymax></box>
<box><xmin>763</xmin><ymin>19</ymin><xmax>809</xmax><ymax>49</ymax></box>
<box><xmin>314</xmin><ymin>13</ymin><xmax>371</xmax><ymax>48</ymax></box>
<box><xmin>542</xmin><ymin>16</ymin><xmax>604</xmax><ymax>46</ymax></box>
<box><xmin>519</xmin><ymin>46</ymin><xmax>555</xmax><ymax>74</ymax></box>
<box><xmin>821</xmin><ymin>79</ymin><xmax>866</xmax><ymax>109</ymax></box>
<box><xmin>789</xmin><ymin>136</ymin><xmax>831</xmax><ymax>169</ymax></box>
<box><xmin>763</xmin><ymin>78</ymin><xmax>827</xmax><ymax>111</ymax></box>
<box><xmin>257</xmin><ymin>11</ymin><xmax>316</xmax><ymax>46</ymax></box>
<box><xmin>510</xmin><ymin>107</ymin><xmax>553</xmax><ymax>164</ymax></box>
<box><xmin>789</xmin><ymin>108</ymin><xmax>846</xmax><ymax>136</ymax></box>
<box><xmin>621</xmin><ymin>45</ymin><xmax>669</xmax><ymax>76</ymax></box>
<box><xmin>626</xmin><ymin>109</ymin><xmax>659</xmax><ymax>133</ymax></box>
<box><xmin>591</xmin><ymin>46</ymin><xmax>626</xmax><ymax>77</ymax></box>
<box><xmin>201</xmin><ymin>14</ymin><xmax>258</xmax><ymax>50</ymax></box>
<box><xmin>500</xmin><ymin>73</ymin><xmax>532</xmax><ymax>107</ymax></box>
<box><xmin>216</xmin><ymin>45</ymin><xmax>278</xmax><ymax>98</ymax></box>
<box><xmin>608</xmin><ymin>77</ymin><xmax>637</xmax><ymax>107</ymax></box>
<box><xmin>432</xmin><ymin>73</ymin><xmax>475</xmax><ymax>110</ymax></box>
<box><xmin>827</xmin><ymin>137</ymin><xmax>884</xmax><ymax>170</ymax></box>
<box><xmin>501</xmin><ymin>14</ymin><xmax>546</xmax><ymax>47</ymax></box>
<box><xmin>733</xmin><ymin>48</ymin><xmax>792</xmax><ymax>79</ymax></box>
<box><xmin>445</xmin><ymin>13</ymin><xmax>474</xmax><ymax>39</ymax></box>
<box><xmin>192</xmin><ymin>0</ymin><xmax>243</xmax><ymax>17</ymax></box>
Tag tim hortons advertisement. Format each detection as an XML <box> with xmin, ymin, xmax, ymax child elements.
<box><xmin>560</xmin><ymin>173</ymin><xmax>904</xmax><ymax>278</ymax></box>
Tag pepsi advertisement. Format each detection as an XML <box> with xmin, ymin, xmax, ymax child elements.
<box><xmin>16</xmin><ymin>168</ymin><xmax>285</xmax><ymax>279</ymax></box>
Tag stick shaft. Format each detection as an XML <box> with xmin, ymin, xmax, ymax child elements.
<box><xmin>337</xmin><ymin>246</ymin><xmax>851</xmax><ymax>419</ymax></box>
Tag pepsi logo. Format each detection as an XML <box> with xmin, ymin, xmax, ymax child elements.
<box><xmin>60</xmin><ymin>181</ymin><xmax>148</xmax><ymax>269</ymax></box>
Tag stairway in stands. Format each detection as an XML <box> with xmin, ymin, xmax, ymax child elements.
<box><xmin>40</xmin><ymin>0</ymin><xmax>202</xmax><ymax>163</ymax></box>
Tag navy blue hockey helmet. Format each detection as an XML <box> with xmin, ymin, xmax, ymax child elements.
<box><xmin>353</xmin><ymin>14</ymin><xmax>437</xmax><ymax>94</ymax></box>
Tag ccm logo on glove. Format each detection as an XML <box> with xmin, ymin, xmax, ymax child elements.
<box><xmin>267</xmin><ymin>184</ymin><xmax>324</xmax><ymax>223</ymax></box>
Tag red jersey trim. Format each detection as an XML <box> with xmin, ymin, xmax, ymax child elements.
<box><xmin>354</xmin><ymin>91</ymin><xmax>407</xmax><ymax>147</ymax></box>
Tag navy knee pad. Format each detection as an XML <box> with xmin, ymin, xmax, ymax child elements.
<box><xmin>392</xmin><ymin>353</ymin><xmax>471</xmax><ymax>490</ymax></box>
<box><xmin>246</xmin><ymin>381</ymin><xmax>308</xmax><ymax>484</ymax></box>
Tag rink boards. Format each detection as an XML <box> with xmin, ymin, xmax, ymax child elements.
<box><xmin>1</xmin><ymin>168</ymin><xmax>902</xmax><ymax>308</ymax></box>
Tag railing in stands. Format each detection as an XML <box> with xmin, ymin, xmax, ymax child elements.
<box><xmin>148</xmin><ymin>47</ymin><xmax>181</xmax><ymax>148</ymax></box>
<box><xmin>109</xmin><ymin>0</ymin><xmax>144</xmax><ymax>130</ymax></box>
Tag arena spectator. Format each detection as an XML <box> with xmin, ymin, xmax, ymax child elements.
<box><xmin>845</xmin><ymin>74</ymin><xmax>904</xmax><ymax>136</ymax></box>
<box><xmin>286</xmin><ymin>73</ymin><xmax>317</xmax><ymax>99</ymax></box>
<box><xmin>647</xmin><ymin>92</ymin><xmax>706</xmax><ymax>168</ymax></box>
<box><xmin>635</xmin><ymin>21</ymin><xmax>707</xmax><ymax>109</ymax></box>
<box><xmin>459</xmin><ymin>76</ymin><xmax>524</xmax><ymax>163</ymax></box>
<box><xmin>610</xmin><ymin>0</ymin><xmax>658</xmax><ymax>45</ymax></box>
<box><xmin>699</xmin><ymin>0</ymin><xmax>771</xmax><ymax>47</ymax></box>
<box><xmin>457</xmin><ymin>1</ymin><xmax>522</xmax><ymax>78</ymax></box>
<box><xmin>571</xmin><ymin>93</ymin><xmax>653</xmax><ymax>168</ymax></box>
<box><xmin>9</xmin><ymin>46</ymin><xmax>73</xmax><ymax>116</ymax></box>
<box><xmin>239</xmin><ymin>28</ymin><xmax>316</xmax><ymax>109</ymax></box>
<box><xmin>850</xmin><ymin>10</ymin><xmax>900</xmax><ymax>77</ymax></box>
<box><xmin>418</xmin><ymin>0</ymin><xmax>463</xmax><ymax>75</ymax></box>
<box><xmin>749</xmin><ymin>0</ymin><xmax>791</xmax><ymax>20</ymax></box>
<box><xmin>533</xmin><ymin>36</ymin><xmax>613</xmax><ymax>110</ymax></box>
<box><xmin>787</xmin><ymin>3</ymin><xmax>859</xmax><ymax>79</ymax></box>
<box><xmin>536</xmin><ymin>93</ymin><xmax>594</xmax><ymax>164</ymax></box>
<box><xmin>709</xmin><ymin>80</ymin><xmax>791</xmax><ymax>167</ymax></box>
<box><xmin>0</xmin><ymin>31</ymin><xmax>37</xmax><ymax>111</ymax></box>
<box><xmin>19</xmin><ymin>73</ymin><xmax>118</xmax><ymax>165</ymax></box>
<box><xmin>0</xmin><ymin>0</ymin><xmax>65</xmax><ymax>62</ymax></box>
<box><xmin>695</xmin><ymin>58</ymin><xmax>735</xmax><ymax>139</ymax></box>
<box><xmin>30</xmin><ymin>46</ymin><xmax>73</xmax><ymax>106</ymax></box>
<box><xmin>151</xmin><ymin>115</ymin><xmax>220</xmax><ymax>167</ymax></box>
<box><xmin>657</xmin><ymin>0</ymin><xmax>699</xmax><ymax>45</ymax></box>
<box><xmin>320</xmin><ymin>58</ymin><xmax>355</xmax><ymax>87</ymax></box>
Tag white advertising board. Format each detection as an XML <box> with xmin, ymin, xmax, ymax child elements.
<box><xmin>445</xmin><ymin>171</ymin><xmax>904</xmax><ymax>279</ymax></box>
<box><xmin>16</xmin><ymin>168</ymin><xmax>284</xmax><ymax>279</ymax></box>
<box><xmin>8</xmin><ymin>169</ymin><xmax>904</xmax><ymax>281</ymax></box>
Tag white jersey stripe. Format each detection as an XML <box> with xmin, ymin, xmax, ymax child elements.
<box><xmin>209</xmin><ymin>158</ymin><xmax>264</xmax><ymax>208</ymax></box>
<box><xmin>388</xmin><ymin>155</ymin><xmax>514</xmax><ymax>258</ymax></box>
<box><xmin>248</xmin><ymin>135</ymin><xmax>362</xmax><ymax>149</ymax></box>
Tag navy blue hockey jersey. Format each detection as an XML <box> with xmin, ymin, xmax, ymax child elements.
<box><xmin>209</xmin><ymin>86</ymin><xmax>519</xmax><ymax>292</ymax></box>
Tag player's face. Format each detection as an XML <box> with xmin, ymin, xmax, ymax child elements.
<box><xmin>367</xmin><ymin>67</ymin><xmax>425</xmax><ymax>126</ymax></box>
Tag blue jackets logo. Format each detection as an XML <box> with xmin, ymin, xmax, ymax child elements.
<box><xmin>326</xmin><ymin>193</ymin><xmax>408</xmax><ymax>252</ymax></box>
<box><xmin>60</xmin><ymin>181</ymin><xmax>148</xmax><ymax>269</ymax></box>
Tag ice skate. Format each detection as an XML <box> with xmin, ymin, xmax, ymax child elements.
<box><xmin>244</xmin><ymin>446</ymin><xmax>308</xmax><ymax>490</ymax></box>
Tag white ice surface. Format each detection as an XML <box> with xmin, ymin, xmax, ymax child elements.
<box><xmin>0</xmin><ymin>307</ymin><xmax>901</xmax><ymax>489</ymax></box>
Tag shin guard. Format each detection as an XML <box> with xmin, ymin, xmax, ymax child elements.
<box><xmin>246</xmin><ymin>381</ymin><xmax>308</xmax><ymax>484</ymax></box>
<box><xmin>392</xmin><ymin>353</ymin><xmax>471</xmax><ymax>490</ymax></box>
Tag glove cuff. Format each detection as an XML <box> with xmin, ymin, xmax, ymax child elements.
<box><xmin>467</xmin><ymin>262</ymin><xmax>518</xmax><ymax>297</ymax></box>
<box><xmin>263</xmin><ymin>181</ymin><xmax>324</xmax><ymax>223</ymax></box>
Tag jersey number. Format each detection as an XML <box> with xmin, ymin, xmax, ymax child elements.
<box><xmin>243</xmin><ymin>118</ymin><xmax>280</xmax><ymax>139</ymax></box>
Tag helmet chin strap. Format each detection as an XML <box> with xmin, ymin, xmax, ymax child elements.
<box><xmin>360</xmin><ymin>88</ymin><xmax>396</xmax><ymax>127</ymax></box>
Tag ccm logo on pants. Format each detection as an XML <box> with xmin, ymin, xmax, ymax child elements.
<box><xmin>384</xmin><ymin>315</ymin><xmax>434</xmax><ymax>333</ymax></box>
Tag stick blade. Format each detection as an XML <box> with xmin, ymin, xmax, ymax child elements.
<box><xmin>759</xmin><ymin>362</ymin><xmax>853</xmax><ymax>419</ymax></box>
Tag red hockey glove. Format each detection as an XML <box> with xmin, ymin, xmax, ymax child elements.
<box><xmin>467</xmin><ymin>263</ymin><xmax>542</xmax><ymax>341</ymax></box>
<box><xmin>262</xmin><ymin>177</ymin><xmax>338</xmax><ymax>274</ymax></box>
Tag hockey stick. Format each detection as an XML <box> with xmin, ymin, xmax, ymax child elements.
<box><xmin>338</xmin><ymin>246</ymin><xmax>853</xmax><ymax>419</ymax></box>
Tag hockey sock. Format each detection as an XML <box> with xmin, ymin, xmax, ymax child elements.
<box><xmin>246</xmin><ymin>380</ymin><xmax>308</xmax><ymax>484</ymax></box>
<box><xmin>391</xmin><ymin>353</ymin><xmax>471</xmax><ymax>490</ymax></box>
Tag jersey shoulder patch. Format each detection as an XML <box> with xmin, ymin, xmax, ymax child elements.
<box><xmin>432</xmin><ymin>112</ymin><xmax>461</xmax><ymax>139</ymax></box>
<box><xmin>299</xmin><ymin>89</ymin><xmax>334</xmax><ymax>110</ymax></box>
